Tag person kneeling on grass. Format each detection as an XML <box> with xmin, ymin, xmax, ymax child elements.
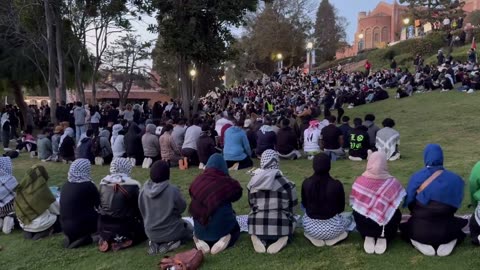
<box><xmin>37</xmin><ymin>128</ymin><xmax>52</xmax><ymax>161</ymax></box>
<box><xmin>0</xmin><ymin>157</ymin><xmax>18</xmax><ymax>234</ymax></box>
<box><xmin>376</xmin><ymin>118</ymin><xmax>401</xmax><ymax>161</ymax></box>
<box><xmin>15</xmin><ymin>165</ymin><xmax>62</xmax><ymax>240</ymax></box>
<box><xmin>303</xmin><ymin>120</ymin><xmax>322</xmax><ymax>160</ymax></box>
<box><xmin>469</xmin><ymin>161</ymin><xmax>480</xmax><ymax>245</ymax></box>
<box><xmin>138</xmin><ymin>161</ymin><xmax>193</xmax><ymax>255</ymax></box>
<box><xmin>400</xmin><ymin>144</ymin><xmax>466</xmax><ymax>257</ymax></box>
<box><xmin>189</xmin><ymin>154</ymin><xmax>243</xmax><ymax>255</ymax></box>
<box><xmin>350</xmin><ymin>152</ymin><xmax>405</xmax><ymax>255</ymax></box>
<box><xmin>247</xmin><ymin>150</ymin><xmax>298</xmax><ymax>254</ymax></box>
<box><xmin>97</xmin><ymin>158</ymin><xmax>146</xmax><ymax>252</ymax></box>
<box><xmin>276</xmin><ymin>118</ymin><xmax>301</xmax><ymax>160</ymax></box>
<box><xmin>60</xmin><ymin>159</ymin><xmax>100</xmax><ymax>248</ymax></box>
<box><xmin>302</xmin><ymin>153</ymin><xmax>352</xmax><ymax>247</ymax></box>
<box><xmin>223</xmin><ymin>119</ymin><xmax>253</xmax><ymax>170</ymax></box>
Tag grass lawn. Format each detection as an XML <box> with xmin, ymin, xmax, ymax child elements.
<box><xmin>2</xmin><ymin>91</ymin><xmax>480</xmax><ymax>269</ymax></box>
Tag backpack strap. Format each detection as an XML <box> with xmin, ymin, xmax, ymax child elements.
<box><xmin>417</xmin><ymin>170</ymin><xmax>443</xmax><ymax>194</ymax></box>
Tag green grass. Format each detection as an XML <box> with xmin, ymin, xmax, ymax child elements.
<box><xmin>2</xmin><ymin>91</ymin><xmax>480</xmax><ymax>269</ymax></box>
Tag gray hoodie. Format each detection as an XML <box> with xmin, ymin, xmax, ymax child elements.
<box><xmin>37</xmin><ymin>134</ymin><xmax>52</xmax><ymax>160</ymax></box>
<box><xmin>142</xmin><ymin>124</ymin><xmax>160</xmax><ymax>158</ymax></box>
<box><xmin>138</xmin><ymin>180</ymin><xmax>189</xmax><ymax>243</ymax></box>
<box><xmin>74</xmin><ymin>106</ymin><xmax>87</xmax><ymax>126</ymax></box>
<box><xmin>98</xmin><ymin>129</ymin><xmax>113</xmax><ymax>158</ymax></box>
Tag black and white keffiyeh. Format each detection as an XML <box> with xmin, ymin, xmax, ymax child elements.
<box><xmin>68</xmin><ymin>158</ymin><xmax>92</xmax><ymax>183</ymax></box>
<box><xmin>100</xmin><ymin>158</ymin><xmax>136</xmax><ymax>185</ymax></box>
<box><xmin>260</xmin><ymin>149</ymin><xmax>279</xmax><ymax>170</ymax></box>
<box><xmin>0</xmin><ymin>157</ymin><xmax>17</xmax><ymax>207</ymax></box>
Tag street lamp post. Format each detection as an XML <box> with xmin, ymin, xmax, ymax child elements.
<box><xmin>190</xmin><ymin>68</ymin><xmax>197</xmax><ymax>99</ymax></box>
<box><xmin>276</xmin><ymin>53</ymin><xmax>283</xmax><ymax>70</ymax></box>
<box><xmin>358</xmin><ymin>33</ymin><xmax>364</xmax><ymax>51</ymax></box>
<box><xmin>306</xmin><ymin>42</ymin><xmax>314</xmax><ymax>73</ymax></box>
<box><xmin>403</xmin><ymin>18</ymin><xmax>410</xmax><ymax>39</ymax></box>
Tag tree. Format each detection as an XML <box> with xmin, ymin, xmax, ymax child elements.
<box><xmin>149</xmin><ymin>0</ymin><xmax>257</xmax><ymax>117</ymax></box>
<box><xmin>399</xmin><ymin>0</ymin><xmax>465</xmax><ymax>25</ymax></box>
<box><xmin>314</xmin><ymin>0</ymin><xmax>347</xmax><ymax>63</ymax></box>
<box><xmin>101</xmin><ymin>34</ymin><xmax>151</xmax><ymax>107</ymax></box>
<box><xmin>466</xmin><ymin>10</ymin><xmax>480</xmax><ymax>26</ymax></box>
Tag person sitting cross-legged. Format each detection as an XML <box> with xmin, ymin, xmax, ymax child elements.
<box><xmin>276</xmin><ymin>118</ymin><xmax>301</xmax><ymax>160</ymax></box>
<box><xmin>376</xmin><ymin>118</ymin><xmax>400</xmax><ymax>161</ymax></box>
<box><xmin>247</xmin><ymin>150</ymin><xmax>298</xmax><ymax>254</ymax></box>
<box><xmin>350</xmin><ymin>152</ymin><xmax>405</xmax><ymax>255</ymax></box>
<box><xmin>189</xmin><ymin>154</ymin><xmax>243</xmax><ymax>254</ymax></box>
<box><xmin>320</xmin><ymin>115</ymin><xmax>345</xmax><ymax>160</ymax></box>
<box><xmin>302</xmin><ymin>153</ymin><xmax>352</xmax><ymax>247</ymax></box>
<box><xmin>138</xmin><ymin>160</ymin><xmax>193</xmax><ymax>255</ymax></box>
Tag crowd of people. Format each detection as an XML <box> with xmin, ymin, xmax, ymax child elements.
<box><xmin>0</xmin><ymin>61</ymin><xmax>477</xmax><ymax>261</ymax></box>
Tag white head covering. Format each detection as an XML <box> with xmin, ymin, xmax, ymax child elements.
<box><xmin>0</xmin><ymin>157</ymin><xmax>18</xmax><ymax>207</ymax></box>
<box><xmin>59</xmin><ymin>127</ymin><xmax>74</xmax><ymax>148</ymax></box>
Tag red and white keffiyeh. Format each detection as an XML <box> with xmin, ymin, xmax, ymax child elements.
<box><xmin>350</xmin><ymin>176</ymin><xmax>406</xmax><ymax>226</ymax></box>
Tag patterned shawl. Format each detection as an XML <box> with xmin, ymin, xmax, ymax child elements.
<box><xmin>68</xmin><ymin>159</ymin><xmax>92</xmax><ymax>183</ymax></box>
<box><xmin>0</xmin><ymin>157</ymin><xmax>18</xmax><ymax>207</ymax></box>
<box><xmin>100</xmin><ymin>158</ymin><xmax>139</xmax><ymax>187</ymax></box>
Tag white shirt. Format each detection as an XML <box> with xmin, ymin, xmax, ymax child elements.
<box><xmin>182</xmin><ymin>125</ymin><xmax>202</xmax><ymax>150</ymax></box>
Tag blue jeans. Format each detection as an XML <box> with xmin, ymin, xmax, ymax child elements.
<box><xmin>75</xmin><ymin>125</ymin><xmax>86</xmax><ymax>142</ymax></box>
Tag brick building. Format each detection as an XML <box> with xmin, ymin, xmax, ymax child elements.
<box><xmin>336</xmin><ymin>0</ymin><xmax>480</xmax><ymax>60</ymax></box>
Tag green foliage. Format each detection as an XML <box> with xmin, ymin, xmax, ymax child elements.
<box><xmin>399</xmin><ymin>0</ymin><xmax>465</xmax><ymax>24</ymax></box>
<box><xmin>314</xmin><ymin>0</ymin><xmax>347</xmax><ymax>62</ymax></box>
<box><xmin>466</xmin><ymin>10</ymin><xmax>480</xmax><ymax>26</ymax></box>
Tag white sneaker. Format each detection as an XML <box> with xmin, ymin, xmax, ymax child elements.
<box><xmin>211</xmin><ymin>234</ymin><xmax>231</xmax><ymax>255</ymax></box>
<box><xmin>30</xmin><ymin>151</ymin><xmax>36</xmax><ymax>158</ymax></box>
<box><xmin>436</xmin><ymin>239</ymin><xmax>457</xmax><ymax>257</ymax></box>
<box><xmin>374</xmin><ymin>238</ymin><xmax>387</xmax><ymax>254</ymax></box>
<box><xmin>228</xmin><ymin>163</ymin><xmax>239</xmax><ymax>171</ymax></box>
<box><xmin>467</xmin><ymin>89</ymin><xmax>475</xmax><ymax>94</ymax></box>
<box><xmin>410</xmin><ymin>239</ymin><xmax>435</xmax><ymax>256</ymax></box>
<box><xmin>304</xmin><ymin>233</ymin><xmax>325</xmax><ymax>247</ymax></box>
<box><xmin>250</xmin><ymin>235</ymin><xmax>266</xmax><ymax>253</ymax></box>
<box><xmin>2</xmin><ymin>216</ymin><xmax>14</xmax><ymax>234</ymax></box>
<box><xmin>198</xmin><ymin>163</ymin><xmax>205</xmax><ymax>170</ymax></box>
<box><xmin>308</xmin><ymin>155</ymin><xmax>314</xmax><ymax>160</ymax></box>
<box><xmin>3</xmin><ymin>148</ymin><xmax>11</xmax><ymax>151</ymax></box>
<box><xmin>267</xmin><ymin>236</ymin><xmax>288</xmax><ymax>254</ymax></box>
<box><xmin>325</xmin><ymin>231</ymin><xmax>348</xmax><ymax>246</ymax></box>
<box><xmin>193</xmin><ymin>236</ymin><xmax>210</xmax><ymax>254</ymax></box>
<box><xmin>349</xmin><ymin>156</ymin><xmax>363</xmax><ymax>161</ymax></box>
<box><xmin>363</xmin><ymin>237</ymin><xmax>376</xmax><ymax>254</ymax></box>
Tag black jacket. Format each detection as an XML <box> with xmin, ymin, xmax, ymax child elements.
<box><xmin>276</xmin><ymin>126</ymin><xmax>298</xmax><ymax>155</ymax></box>
<box><xmin>124</xmin><ymin>123</ymin><xmax>144</xmax><ymax>164</ymax></box>
<box><xmin>60</xmin><ymin>181</ymin><xmax>100</xmax><ymax>239</ymax></box>
<box><xmin>197</xmin><ymin>133</ymin><xmax>217</xmax><ymax>164</ymax></box>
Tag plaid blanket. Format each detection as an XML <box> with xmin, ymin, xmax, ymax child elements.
<box><xmin>350</xmin><ymin>176</ymin><xmax>405</xmax><ymax>226</ymax></box>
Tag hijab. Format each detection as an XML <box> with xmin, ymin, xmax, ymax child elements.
<box><xmin>68</xmin><ymin>159</ymin><xmax>92</xmax><ymax>183</ymax></box>
<box><xmin>350</xmin><ymin>152</ymin><xmax>405</xmax><ymax>226</ymax></box>
<box><xmin>206</xmin><ymin>153</ymin><xmax>228</xmax><ymax>175</ymax></box>
<box><xmin>0</xmin><ymin>157</ymin><xmax>18</xmax><ymax>207</ymax></box>
<box><xmin>362</xmin><ymin>152</ymin><xmax>393</xmax><ymax>179</ymax></box>
<box><xmin>111</xmin><ymin>124</ymin><xmax>123</xmax><ymax>145</ymax></box>
<box><xmin>100</xmin><ymin>157</ymin><xmax>136</xmax><ymax>185</ymax></box>
<box><xmin>404</xmin><ymin>144</ymin><xmax>464</xmax><ymax>208</ymax></box>
<box><xmin>59</xmin><ymin>127</ymin><xmax>74</xmax><ymax>147</ymax></box>
<box><xmin>1</xmin><ymin>112</ymin><xmax>9</xmax><ymax>128</ymax></box>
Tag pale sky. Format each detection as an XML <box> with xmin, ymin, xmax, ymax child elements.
<box><xmin>96</xmin><ymin>0</ymin><xmax>395</xmax><ymax>68</ymax></box>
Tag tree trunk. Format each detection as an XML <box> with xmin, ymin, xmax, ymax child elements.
<box><xmin>54</xmin><ymin>2</ymin><xmax>67</xmax><ymax>103</ymax></box>
<box><xmin>74</xmin><ymin>59</ymin><xmax>86</xmax><ymax>104</ymax></box>
<box><xmin>44</xmin><ymin>0</ymin><xmax>58</xmax><ymax>123</ymax></box>
<box><xmin>178</xmin><ymin>54</ymin><xmax>190</xmax><ymax>118</ymax></box>
<box><xmin>10</xmin><ymin>80</ymin><xmax>28</xmax><ymax>130</ymax></box>
<box><xmin>91</xmin><ymin>69</ymin><xmax>98</xmax><ymax>105</ymax></box>
<box><xmin>192</xmin><ymin>63</ymin><xmax>204</xmax><ymax>114</ymax></box>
